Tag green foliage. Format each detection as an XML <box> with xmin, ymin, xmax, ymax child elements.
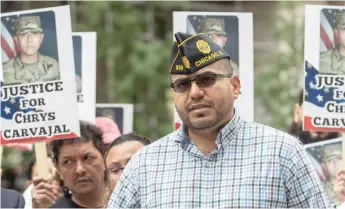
<box><xmin>255</xmin><ymin>1</ymin><xmax>304</xmax><ymax>131</ymax></box>
<box><xmin>76</xmin><ymin>1</ymin><xmax>183</xmax><ymax>140</ymax></box>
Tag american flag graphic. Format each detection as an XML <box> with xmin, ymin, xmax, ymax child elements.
<box><xmin>320</xmin><ymin>9</ymin><xmax>345</xmax><ymax>53</ymax></box>
<box><xmin>1</xmin><ymin>96</ymin><xmax>36</xmax><ymax>120</ymax></box>
<box><xmin>1</xmin><ymin>15</ymin><xmax>20</xmax><ymax>63</ymax></box>
<box><xmin>186</xmin><ymin>15</ymin><xmax>206</xmax><ymax>34</ymax></box>
<box><xmin>303</xmin><ymin>61</ymin><xmax>345</xmax><ymax>131</ymax></box>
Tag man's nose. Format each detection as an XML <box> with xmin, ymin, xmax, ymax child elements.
<box><xmin>75</xmin><ymin>160</ymin><xmax>86</xmax><ymax>174</ymax></box>
<box><xmin>189</xmin><ymin>82</ymin><xmax>204</xmax><ymax>99</ymax></box>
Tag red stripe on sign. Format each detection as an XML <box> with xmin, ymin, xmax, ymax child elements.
<box><xmin>320</xmin><ymin>25</ymin><xmax>333</xmax><ymax>50</ymax></box>
<box><xmin>175</xmin><ymin>122</ymin><xmax>181</xmax><ymax>130</ymax></box>
<box><xmin>1</xmin><ymin>35</ymin><xmax>15</xmax><ymax>58</ymax></box>
<box><xmin>0</xmin><ymin>132</ymin><xmax>79</xmax><ymax>145</ymax></box>
<box><xmin>304</xmin><ymin>116</ymin><xmax>345</xmax><ymax>132</ymax></box>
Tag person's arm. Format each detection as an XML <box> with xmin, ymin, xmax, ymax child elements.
<box><xmin>280</xmin><ymin>141</ymin><xmax>331</xmax><ymax>208</ymax></box>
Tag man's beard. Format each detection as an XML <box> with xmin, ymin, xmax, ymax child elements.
<box><xmin>295</xmin><ymin>123</ymin><xmax>339</xmax><ymax>144</ymax></box>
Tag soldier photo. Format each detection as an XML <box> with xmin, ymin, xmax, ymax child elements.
<box><xmin>320</xmin><ymin>143</ymin><xmax>343</xmax><ymax>205</ymax></box>
<box><xmin>2</xmin><ymin>15</ymin><xmax>60</xmax><ymax>86</ymax></box>
<box><xmin>72</xmin><ymin>35</ymin><xmax>82</xmax><ymax>93</ymax></box>
<box><xmin>198</xmin><ymin>18</ymin><xmax>240</xmax><ymax>75</ymax></box>
<box><xmin>319</xmin><ymin>11</ymin><xmax>345</xmax><ymax>75</ymax></box>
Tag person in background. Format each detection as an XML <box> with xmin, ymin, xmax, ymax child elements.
<box><xmin>22</xmin><ymin>156</ymin><xmax>63</xmax><ymax>209</ymax></box>
<box><xmin>289</xmin><ymin>89</ymin><xmax>339</xmax><ymax>144</ymax></box>
<box><xmin>1</xmin><ymin>187</ymin><xmax>25</xmax><ymax>208</ymax></box>
<box><xmin>95</xmin><ymin>117</ymin><xmax>121</xmax><ymax>149</ymax></box>
<box><xmin>105</xmin><ymin>133</ymin><xmax>151</xmax><ymax>189</ymax></box>
<box><xmin>50</xmin><ymin>121</ymin><xmax>109</xmax><ymax>208</ymax></box>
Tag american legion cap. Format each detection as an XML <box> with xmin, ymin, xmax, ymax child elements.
<box><xmin>169</xmin><ymin>32</ymin><xmax>230</xmax><ymax>74</ymax></box>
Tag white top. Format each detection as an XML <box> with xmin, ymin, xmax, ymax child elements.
<box><xmin>22</xmin><ymin>184</ymin><xmax>33</xmax><ymax>209</ymax></box>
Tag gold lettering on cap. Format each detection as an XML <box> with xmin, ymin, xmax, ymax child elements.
<box><xmin>195</xmin><ymin>52</ymin><xmax>220</xmax><ymax>66</ymax></box>
<box><xmin>176</xmin><ymin>65</ymin><xmax>184</xmax><ymax>71</ymax></box>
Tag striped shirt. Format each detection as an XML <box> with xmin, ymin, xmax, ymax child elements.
<box><xmin>107</xmin><ymin>110</ymin><xmax>330</xmax><ymax>208</ymax></box>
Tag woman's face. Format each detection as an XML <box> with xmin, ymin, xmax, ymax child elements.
<box><xmin>56</xmin><ymin>140</ymin><xmax>105</xmax><ymax>195</ymax></box>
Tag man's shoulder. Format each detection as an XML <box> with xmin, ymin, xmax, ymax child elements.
<box><xmin>320</xmin><ymin>49</ymin><xmax>334</xmax><ymax>62</ymax></box>
<box><xmin>3</xmin><ymin>58</ymin><xmax>16</xmax><ymax>70</ymax></box>
<box><xmin>243</xmin><ymin>120</ymin><xmax>302</xmax><ymax>147</ymax></box>
<box><xmin>40</xmin><ymin>55</ymin><xmax>59</xmax><ymax>65</ymax></box>
<box><xmin>1</xmin><ymin>188</ymin><xmax>25</xmax><ymax>208</ymax></box>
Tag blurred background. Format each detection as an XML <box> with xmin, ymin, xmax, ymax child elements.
<box><xmin>1</xmin><ymin>0</ymin><xmax>344</xmax><ymax>192</ymax></box>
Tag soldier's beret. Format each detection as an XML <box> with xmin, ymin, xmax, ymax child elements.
<box><xmin>169</xmin><ymin>32</ymin><xmax>230</xmax><ymax>74</ymax></box>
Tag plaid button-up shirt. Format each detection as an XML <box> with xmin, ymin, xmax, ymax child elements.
<box><xmin>107</xmin><ymin>110</ymin><xmax>330</xmax><ymax>208</ymax></box>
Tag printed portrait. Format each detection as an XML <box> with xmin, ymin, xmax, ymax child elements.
<box><xmin>72</xmin><ymin>35</ymin><xmax>82</xmax><ymax>93</ymax></box>
<box><xmin>319</xmin><ymin>9</ymin><xmax>345</xmax><ymax>75</ymax></box>
<box><xmin>1</xmin><ymin>11</ymin><xmax>60</xmax><ymax>86</ymax></box>
<box><xmin>305</xmin><ymin>139</ymin><xmax>343</xmax><ymax>205</ymax></box>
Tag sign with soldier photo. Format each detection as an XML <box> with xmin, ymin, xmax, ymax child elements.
<box><xmin>304</xmin><ymin>138</ymin><xmax>343</xmax><ymax>206</ymax></box>
<box><xmin>303</xmin><ymin>5</ymin><xmax>345</xmax><ymax>132</ymax></box>
<box><xmin>73</xmin><ymin>32</ymin><xmax>97</xmax><ymax>123</ymax></box>
<box><xmin>0</xmin><ymin>6</ymin><xmax>80</xmax><ymax>144</ymax></box>
<box><xmin>173</xmin><ymin>12</ymin><xmax>254</xmax><ymax>129</ymax></box>
<box><xmin>96</xmin><ymin>103</ymin><xmax>134</xmax><ymax>134</ymax></box>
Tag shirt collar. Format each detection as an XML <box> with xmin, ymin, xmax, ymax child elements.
<box><xmin>14</xmin><ymin>53</ymin><xmax>43</xmax><ymax>70</ymax></box>
<box><xmin>174</xmin><ymin>108</ymin><xmax>244</xmax><ymax>149</ymax></box>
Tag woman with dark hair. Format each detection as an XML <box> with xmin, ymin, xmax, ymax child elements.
<box><xmin>105</xmin><ymin>133</ymin><xmax>151</xmax><ymax>189</ymax></box>
<box><xmin>50</xmin><ymin>121</ymin><xmax>110</xmax><ymax>208</ymax></box>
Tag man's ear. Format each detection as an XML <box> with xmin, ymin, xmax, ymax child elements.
<box><xmin>230</xmin><ymin>75</ymin><xmax>241</xmax><ymax>99</ymax></box>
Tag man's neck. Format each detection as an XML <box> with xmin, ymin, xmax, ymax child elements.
<box><xmin>188</xmin><ymin>129</ymin><xmax>218</xmax><ymax>155</ymax></box>
<box><xmin>19</xmin><ymin>53</ymin><xmax>39</xmax><ymax>64</ymax></box>
<box><xmin>187</xmin><ymin>110</ymin><xmax>234</xmax><ymax>155</ymax></box>
<box><xmin>71</xmin><ymin>183</ymin><xmax>106</xmax><ymax>208</ymax></box>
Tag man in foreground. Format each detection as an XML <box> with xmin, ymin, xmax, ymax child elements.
<box><xmin>107</xmin><ymin>32</ymin><xmax>330</xmax><ymax>208</ymax></box>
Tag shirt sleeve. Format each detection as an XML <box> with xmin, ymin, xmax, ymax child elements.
<box><xmin>280</xmin><ymin>141</ymin><xmax>331</xmax><ymax>208</ymax></box>
<box><xmin>106</xmin><ymin>157</ymin><xmax>140</xmax><ymax>208</ymax></box>
<box><xmin>23</xmin><ymin>184</ymin><xmax>33</xmax><ymax>209</ymax></box>
<box><xmin>338</xmin><ymin>202</ymin><xmax>345</xmax><ymax>209</ymax></box>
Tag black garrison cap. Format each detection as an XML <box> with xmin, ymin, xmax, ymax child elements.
<box><xmin>169</xmin><ymin>32</ymin><xmax>230</xmax><ymax>74</ymax></box>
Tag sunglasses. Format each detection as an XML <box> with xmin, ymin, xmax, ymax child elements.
<box><xmin>171</xmin><ymin>73</ymin><xmax>233</xmax><ymax>93</ymax></box>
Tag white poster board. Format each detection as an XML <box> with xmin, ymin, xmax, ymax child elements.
<box><xmin>1</xmin><ymin>6</ymin><xmax>80</xmax><ymax>144</ymax></box>
<box><xmin>96</xmin><ymin>103</ymin><xmax>134</xmax><ymax>134</ymax></box>
<box><xmin>73</xmin><ymin>32</ymin><xmax>97</xmax><ymax>123</ymax></box>
<box><xmin>303</xmin><ymin>5</ymin><xmax>345</xmax><ymax>132</ymax></box>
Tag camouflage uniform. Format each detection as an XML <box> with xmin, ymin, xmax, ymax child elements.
<box><xmin>199</xmin><ymin>18</ymin><xmax>239</xmax><ymax>75</ymax></box>
<box><xmin>2</xmin><ymin>16</ymin><xmax>60</xmax><ymax>85</ymax></box>
<box><xmin>320</xmin><ymin>144</ymin><xmax>342</xmax><ymax>205</ymax></box>
<box><xmin>319</xmin><ymin>11</ymin><xmax>345</xmax><ymax>75</ymax></box>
